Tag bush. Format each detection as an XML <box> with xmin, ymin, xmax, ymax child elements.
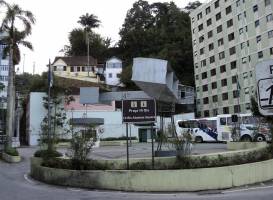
<box><xmin>34</xmin><ymin>149</ymin><xmax>62</xmax><ymax>158</ymax></box>
<box><xmin>4</xmin><ymin>147</ymin><xmax>19</xmax><ymax>156</ymax></box>
<box><xmin>42</xmin><ymin>158</ymin><xmax>112</xmax><ymax>170</ymax></box>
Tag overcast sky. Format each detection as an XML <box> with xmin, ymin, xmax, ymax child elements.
<box><xmin>2</xmin><ymin>0</ymin><xmax>205</xmax><ymax>74</ymax></box>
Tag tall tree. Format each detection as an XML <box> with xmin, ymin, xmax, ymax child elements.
<box><xmin>77</xmin><ymin>13</ymin><xmax>101</xmax><ymax>76</ymax></box>
<box><xmin>0</xmin><ymin>1</ymin><xmax>35</xmax><ymax>147</ymax></box>
<box><xmin>119</xmin><ymin>1</ymin><xmax>194</xmax><ymax>87</ymax></box>
<box><xmin>184</xmin><ymin>1</ymin><xmax>202</xmax><ymax>13</ymax></box>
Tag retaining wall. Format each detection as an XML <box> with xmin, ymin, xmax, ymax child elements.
<box><xmin>31</xmin><ymin>157</ymin><xmax>273</xmax><ymax>192</ymax></box>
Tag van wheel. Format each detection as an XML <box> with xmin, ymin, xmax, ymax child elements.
<box><xmin>195</xmin><ymin>136</ymin><xmax>203</xmax><ymax>143</ymax></box>
<box><xmin>240</xmin><ymin>135</ymin><xmax>252</xmax><ymax>142</ymax></box>
<box><xmin>254</xmin><ymin>134</ymin><xmax>265</xmax><ymax>142</ymax></box>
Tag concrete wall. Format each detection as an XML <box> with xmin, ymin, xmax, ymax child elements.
<box><xmin>27</xmin><ymin>92</ymin><xmax>47</xmax><ymax>146</ymax></box>
<box><xmin>31</xmin><ymin>157</ymin><xmax>273</xmax><ymax>192</ymax></box>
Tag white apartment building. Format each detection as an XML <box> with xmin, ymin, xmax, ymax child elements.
<box><xmin>190</xmin><ymin>0</ymin><xmax>273</xmax><ymax>117</ymax></box>
<box><xmin>0</xmin><ymin>33</ymin><xmax>9</xmax><ymax>109</ymax></box>
<box><xmin>104</xmin><ymin>57</ymin><xmax>122</xmax><ymax>86</ymax></box>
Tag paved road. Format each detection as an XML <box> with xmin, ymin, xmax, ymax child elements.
<box><xmin>90</xmin><ymin>143</ymin><xmax>227</xmax><ymax>159</ymax></box>
<box><xmin>1</xmin><ymin>146</ymin><xmax>273</xmax><ymax>200</ymax></box>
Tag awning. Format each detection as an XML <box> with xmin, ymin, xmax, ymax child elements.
<box><xmin>70</xmin><ymin>118</ymin><xmax>104</xmax><ymax>125</ymax></box>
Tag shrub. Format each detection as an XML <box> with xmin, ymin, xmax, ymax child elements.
<box><xmin>34</xmin><ymin>149</ymin><xmax>62</xmax><ymax>158</ymax></box>
<box><xmin>130</xmin><ymin>162</ymin><xmax>152</xmax><ymax>170</ymax></box>
<box><xmin>4</xmin><ymin>147</ymin><xmax>19</xmax><ymax>156</ymax></box>
<box><xmin>42</xmin><ymin>158</ymin><xmax>112</xmax><ymax>170</ymax></box>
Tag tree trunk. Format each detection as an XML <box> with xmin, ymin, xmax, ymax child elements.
<box><xmin>5</xmin><ymin>48</ymin><xmax>15</xmax><ymax>148</ymax></box>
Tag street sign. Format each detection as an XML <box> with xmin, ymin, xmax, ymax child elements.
<box><xmin>255</xmin><ymin>60</ymin><xmax>273</xmax><ymax>115</ymax></box>
<box><xmin>122</xmin><ymin>99</ymin><xmax>156</xmax><ymax>123</ymax></box>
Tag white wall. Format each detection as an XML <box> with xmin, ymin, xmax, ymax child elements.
<box><xmin>28</xmin><ymin>92</ymin><xmax>47</xmax><ymax>146</ymax></box>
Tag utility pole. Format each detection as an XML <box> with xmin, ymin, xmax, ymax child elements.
<box><xmin>22</xmin><ymin>54</ymin><xmax>25</xmax><ymax>74</ymax></box>
<box><xmin>32</xmin><ymin>62</ymin><xmax>35</xmax><ymax>75</ymax></box>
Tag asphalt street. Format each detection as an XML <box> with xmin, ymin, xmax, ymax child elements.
<box><xmin>1</xmin><ymin>145</ymin><xmax>273</xmax><ymax>200</ymax></box>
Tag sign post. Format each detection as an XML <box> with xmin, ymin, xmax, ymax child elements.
<box><xmin>122</xmin><ymin>99</ymin><xmax>156</xmax><ymax>169</ymax></box>
<box><xmin>255</xmin><ymin>60</ymin><xmax>273</xmax><ymax>116</ymax></box>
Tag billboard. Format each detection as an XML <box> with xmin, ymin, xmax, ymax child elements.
<box><xmin>122</xmin><ymin>99</ymin><xmax>156</xmax><ymax>123</ymax></box>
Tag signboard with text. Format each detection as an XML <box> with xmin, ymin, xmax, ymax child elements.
<box><xmin>122</xmin><ymin>99</ymin><xmax>156</xmax><ymax>123</ymax></box>
<box><xmin>255</xmin><ymin>60</ymin><xmax>273</xmax><ymax>116</ymax></box>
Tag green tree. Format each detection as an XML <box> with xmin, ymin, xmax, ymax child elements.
<box><xmin>0</xmin><ymin>1</ymin><xmax>35</xmax><ymax>147</ymax></box>
<box><xmin>118</xmin><ymin>0</ymin><xmax>194</xmax><ymax>87</ymax></box>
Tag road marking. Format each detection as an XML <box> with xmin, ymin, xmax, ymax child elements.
<box><xmin>223</xmin><ymin>185</ymin><xmax>273</xmax><ymax>194</ymax></box>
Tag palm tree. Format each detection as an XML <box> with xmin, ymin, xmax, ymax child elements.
<box><xmin>0</xmin><ymin>1</ymin><xmax>35</xmax><ymax>147</ymax></box>
<box><xmin>78</xmin><ymin>13</ymin><xmax>100</xmax><ymax>76</ymax></box>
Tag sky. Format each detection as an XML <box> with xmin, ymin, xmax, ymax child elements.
<box><xmin>2</xmin><ymin>0</ymin><xmax>206</xmax><ymax>74</ymax></box>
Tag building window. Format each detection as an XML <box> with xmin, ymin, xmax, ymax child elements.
<box><xmin>256</xmin><ymin>35</ymin><xmax>261</xmax><ymax>43</ymax></box>
<box><xmin>215</xmin><ymin>0</ymin><xmax>220</xmax><ymax>8</ymax></box>
<box><xmin>198</xmin><ymin>24</ymin><xmax>203</xmax><ymax>31</ymax></box>
<box><xmin>207</xmin><ymin>18</ymin><xmax>212</xmax><ymax>26</ymax></box>
<box><xmin>268</xmin><ymin>30</ymin><xmax>273</xmax><ymax>38</ymax></box>
<box><xmin>211</xmin><ymin>68</ymin><xmax>216</xmax><ymax>76</ymax></box>
<box><xmin>220</xmin><ymin>65</ymin><xmax>226</xmax><ymax>73</ymax></box>
<box><xmin>242</xmin><ymin>57</ymin><xmax>247</xmax><ymax>63</ymax></box>
<box><xmin>241</xmin><ymin>42</ymin><xmax>245</xmax><ymax>49</ymax></box>
<box><xmin>213</xmin><ymin>109</ymin><xmax>218</xmax><ymax>116</ymax></box>
<box><xmin>222</xmin><ymin>92</ymin><xmax>228</xmax><ymax>100</ymax></box>
<box><xmin>219</xmin><ymin>51</ymin><xmax>225</xmax><ymax>60</ymax></box>
<box><xmin>53</xmin><ymin>66</ymin><xmax>57</xmax><ymax>71</ymax></box>
<box><xmin>255</xmin><ymin>20</ymin><xmax>260</xmax><ymax>27</ymax></box>
<box><xmin>270</xmin><ymin>47</ymin><xmax>273</xmax><ymax>55</ymax></box>
<box><xmin>213</xmin><ymin>95</ymin><xmax>218</xmax><ymax>102</ymax></box>
<box><xmin>217</xmin><ymin>25</ymin><xmax>222</xmax><ymax>33</ymax></box>
<box><xmin>203</xmin><ymin>97</ymin><xmax>209</xmax><ymax>104</ymax></box>
<box><xmin>239</xmin><ymin>28</ymin><xmax>244</xmax><ymax>34</ymax></box>
<box><xmin>234</xmin><ymin>105</ymin><xmax>241</xmax><ymax>113</ymax></box>
<box><xmin>245</xmin><ymin>87</ymin><xmax>249</xmax><ymax>94</ymax></box>
<box><xmin>216</xmin><ymin>12</ymin><xmax>221</xmax><ymax>21</ymax></box>
<box><xmin>195</xmin><ymin>75</ymin><xmax>199</xmax><ymax>80</ymax></box>
<box><xmin>233</xmin><ymin>90</ymin><xmax>239</xmax><ymax>98</ymax></box>
<box><xmin>70</xmin><ymin>66</ymin><xmax>74</xmax><ymax>72</ymax></box>
<box><xmin>63</xmin><ymin>66</ymin><xmax>67</xmax><ymax>71</ymax></box>
<box><xmin>199</xmin><ymin>35</ymin><xmax>205</xmax><ymax>43</ymax></box>
<box><xmin>200</xmin><ymin>48</ymin><xmax>204</xmax><ymax>55</ymax></box>
<box><xmin>210</xmin><ymin>56</ymin><xmax>215</xmax><ymax>63</ymax></box>
<box><xmin>238</xmin><ymin>13</ymin><xmax>242</xmax><ymax>21</ymax></box>
<box><xmin>228</xmin><ymin>33</ymin><xmax>235</xmax><ymax>41</ymax></box>
<box><xmin>203</xmin><ymin>85</ymin><xmax>208</xmax><ymax>92</ymax></box>
<box><xmin>212</xmin><ymin>82</ymin><xmax>217</xmax><ymax>89</ymax></box>
<box><xmin>227</xmin><ymin>19</ymin><xmax>233</xmax><ymax>28</ymax></box>
<box><xmin>195</xmin><ymin>63</ymin><xmax>198</xmax><ymax>68</ymax></box>
<box><xmin>206</xmin><ymin>6</ymin><xmax>211</xmax><ymax>14</ymax></box>
<box><xmin>265</xmin><ymin>0</ymin><xmax>271</xmax><ymax>6</ymax></box>
<box><xmin>204</xmin><ymin>110</ymin><xmax>210</xmax><ymax>117</ymax></box>
<box><xmin>231</xmin><ymin>61</ymin><xmax>237</xmax><ymax>69</ymax></box>
<box><xmin>223</xmin><ymin>107</ymin><xmax>229</xmax><ymax>114</ymax></box>
<box><xmin>253</xmin><ymin>5</ymin><xmax>258</xmax><ymax>12</ymax></box>
<box><xmin>218</xmin><ymin>38</ymin><xmax>224</xmax><ymax>46</ymax></box>
<box><xmin>77</xmin><ymin>66</ymin><xmax>81</xmax><ymax>72</ymax></box>
<box><xmin>201</xmin><ymin>59</ymin><xmax>206</xmax><ymax>67</ymax></box>
<box><xmin>258</xmin><ymin>51</ymin><xmax>263</xmax><ymax>59</ymax></box>
<box><xmin>221</xmin><ymin>79</ymin><xmax>227</xmax><ymax>86</ymax></box>
<box><xmin>236</xmin><ymin>0</ymin><xmax>240</xmax><ymax>7</ymax></box>
<box><xmin>243</xmin><ymin>72</ymin><xmax>248</xmax><ymax>79</ymax></box>
<box><xmin>202</xmin><ymin>72</ymin><xmax>207</xmax><ymax>79</ymax></box>
<box><xmin>209</xmin><ymin>43</ymin><xmax>214</xmax><ymax>51</ymax></box>
<box><xmin>208</xmin><ymin>30</ymin><xmax>213</xmax><ymax>38</ymax></box>
<box><xmin>266</xmin><ymin>14</ymin><xmax>273</xmax><ymax>22</ymax></box>
<box><xmin>229</xmin><ymin>46</ymin><xmax>236</xmax><ymax>55</ymax></box>
<box><xmin>197</xmin><ymin>12</ymin><xmax>202</xmax><ymax>20</ymax></box>
<box><xmin>232</xmin><ymin>76</ymin><xmax>237</xmax><ymax>84</ymax></box>
<box><xmin>82</xmin><ymin>66</ymin><xmax>85</xmax><ymax>71</ymax></box>
<box><xmin>108</xmin><ymin>73</ymin><xmax>112</xmax><ymax>78</ymax></box>
<box><xmin>226</xmin><ymin>6</ymin><xmax>232</xmax><ymax>15</ymax></box>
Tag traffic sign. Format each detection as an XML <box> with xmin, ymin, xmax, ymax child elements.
<box><xmin>122</xmin><ymin>99</ymin><xmax>156</xmax><ymax>123</ymax></box>
<box><xmin>255</xmin><ymin>60</ymin><xmax>273</xmax><ymax>116</ymax></box>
